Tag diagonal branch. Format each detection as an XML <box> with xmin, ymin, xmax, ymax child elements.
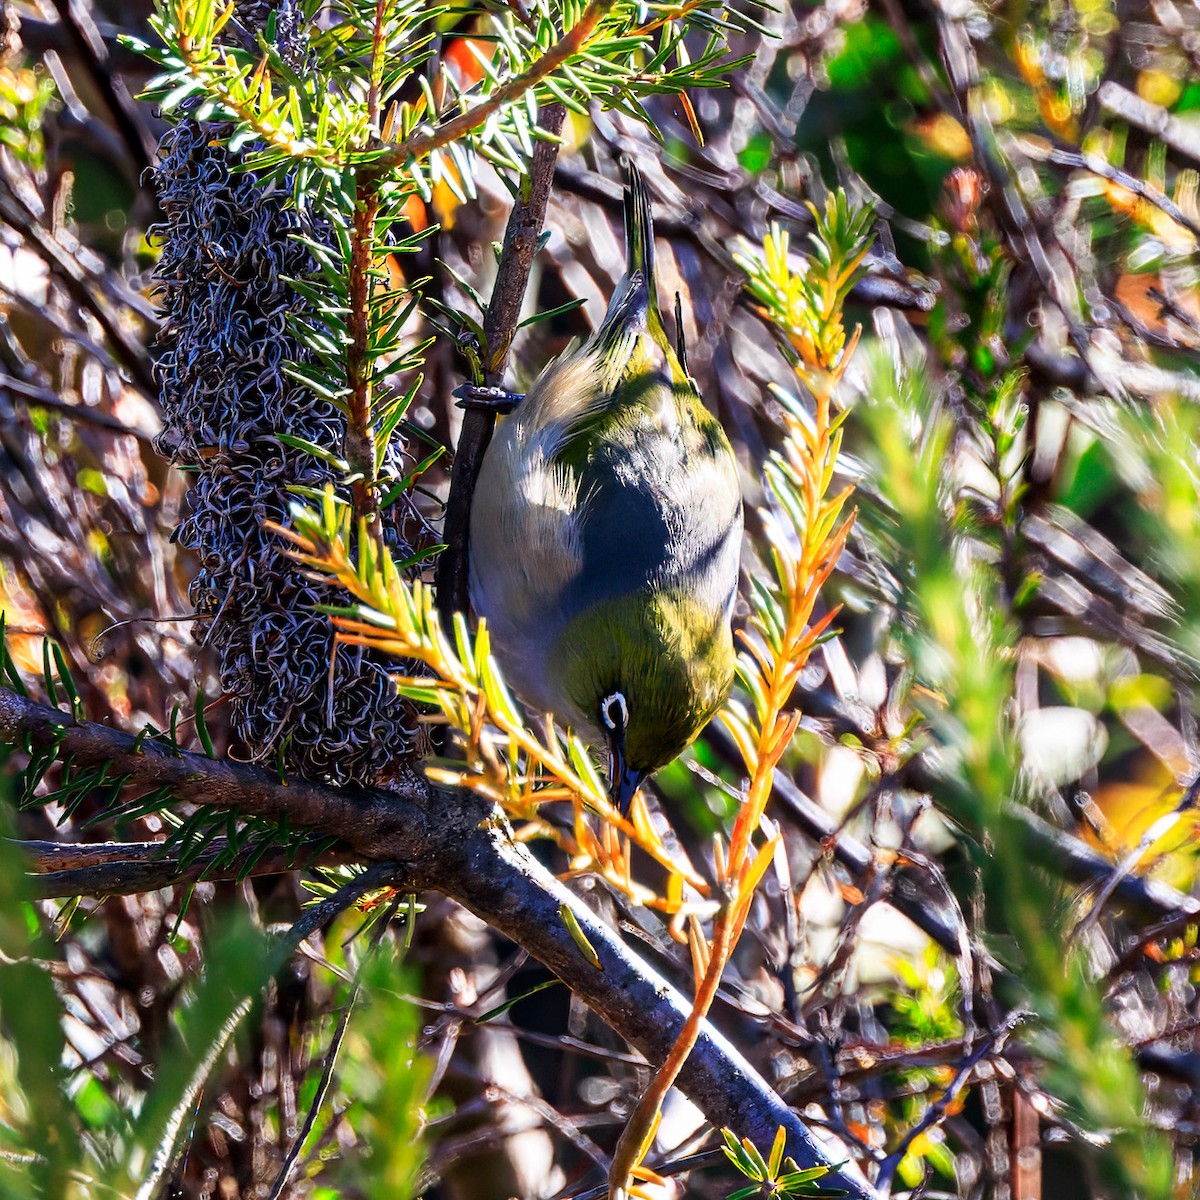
<box><xmin>0</xmin><ymin>682</ymin><xmax>870</xmax><ymax>1195</ymax></box>
<box><xmin>381</xmin><ymin>7</ymin><xmax>599</xmax><ymax>169</ymax></box>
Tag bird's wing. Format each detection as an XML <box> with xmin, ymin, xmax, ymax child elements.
<box><xmin>468</xmin><ymin>381</ymin><xmax>595</xmax><ymax>715</ymax></box>
<box><xmin>471</xmin><ymin>431</ymin><xmax>584</xmax><ymax>617</ymax></box>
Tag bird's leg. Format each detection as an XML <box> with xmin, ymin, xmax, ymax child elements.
<box><xmin>453</xmin><ymin>383</ymin><xmax>524</xmax><ymax>414</ymax></box>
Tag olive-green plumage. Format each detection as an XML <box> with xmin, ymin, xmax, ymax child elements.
<box><xmin>469</xmin><ymin>162</ymin><xmax>743</xmax><ymax>812</ymax></box>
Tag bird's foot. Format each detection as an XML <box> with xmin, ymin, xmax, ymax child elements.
<box><xmin>453</xmin><ymin>383</ymin><xmax>524</xmax><ymax>414</ymax></box>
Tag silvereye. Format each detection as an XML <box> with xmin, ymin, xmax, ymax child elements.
<box><xmin>468</xmin><ymin>162</ymin><xmax>743</xmax><ymax>814</ymax></box>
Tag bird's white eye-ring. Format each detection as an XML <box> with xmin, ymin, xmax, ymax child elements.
<box><xmin>600</xmin><ymin>691</ymin><xmax>628</xmax><ymax>732</ymax></box>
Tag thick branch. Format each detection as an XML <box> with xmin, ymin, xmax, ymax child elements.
<box><xmin>435</xmin><ymin>101</ymin><xmax>567</xmax><ymax>621</ymax></box>
<box><xmin>0</xmin><ymin>684</ymin><xmax>868</xmax><ymax>1191</ymax></box>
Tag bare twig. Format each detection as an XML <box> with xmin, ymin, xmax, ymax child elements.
<box><xmin>559</xmin><ymin>1148</ymin><xmax>728</xmax><ymax>1200</ymax></box>
<box><xmin>707</xmin><ymin>723</ymin><xmax>971</xmax><ymax>958</ymax></box>
<box><xmin>1018</xmin><ymin>137</ymin><xmax>1200</xmax><ymax>243</ymax></box>
<box><xmin>0</xmin><ymin>187</ymin><xmax>156</xmax><ymax>396</ymax></box>
<box><xmin>1</xmin><ymin>375</ymin><xmax>156</xmax><ymax>444</ymax></box>
<box><xmin>1074</xmin><ymin>770</ymin><xmax>1200</xmax><ymax>938</ymax></box>
<box><xmin>875</xmin><ymin>1013</ymin><xmax>1026</xmax><ymax>1197</ymax></box>
<box><xmin>1016</xmin><ymin>808</ymin><xmax>1200</xmax><ymax>924</ymax></box>
<box><xmin>48</xmin><ymin>0</ymin><xmax>157</xmax><ymax>174</ymax></box>
<box><xmin>552</xmin><ymin>160</ymin><xmax>937</xmax><ymax>315</ymax></box>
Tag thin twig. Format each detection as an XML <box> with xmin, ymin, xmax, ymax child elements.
<box><xmin>552</xmin><ymin>160</ymin><xmax>937</xmax><ymax>315</ymax></box>
<box><xmin>1074</xmin><ymin>770</ymin><xmax>1200</xmax><ymax>938</ymax></box>
<box><xmin>285</xmin><ymin>862</ymin><xmax>405</xmax><ymax>951</ymax></box>
<box><xmin>48</xmin><ymin>0</ymin><xmax>156</xmax><ymax>174</ymax></box>
<box><xmin>1018</xmin><ymin>137</ymin><xmax>1200</xmax><ymax>243</ymax></box>
<box><xmin>711</xmin><ymin>722</ymin><xmax>971</xmax><ymax>959</ymax></box>
<box><xmin>875</xmin><ymin>1013</ymin><xmax>1027</xmax><ymax>1197</ymax></box>
<box><xmin>0</xmin><ymin>189</ymin><xmax>157</xmax><ymax>397</ymax></box>
<box><xmin>1</xmin><ymin>375</ymin><xmax>156</xmax><ymax>444</ymax></box>
<box><xmin>380</xmin><ymin>5</ymin><xmax>603</xmax><ymax>169</ymax></box>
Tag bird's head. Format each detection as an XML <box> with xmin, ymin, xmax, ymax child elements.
<box><xmin>553</xmin><ymin>588</ymin><xmax>735</xmax><ymax>815</ymax></box>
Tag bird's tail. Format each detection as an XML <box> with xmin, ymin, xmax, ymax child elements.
<box><xmin>597</xmin><ymin>159</ymin><xmax>662</xmax><ymax>341</ymax></box>
<box><xmin>622</xmin><ymin>159</ymin><xmax>658</xmax><ymax>317</ymax></box>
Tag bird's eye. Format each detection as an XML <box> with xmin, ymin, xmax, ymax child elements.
<box><xmin>600</xmin><ymin>691</ymin><xmax>628</xmax><ymax>732</ymax></box>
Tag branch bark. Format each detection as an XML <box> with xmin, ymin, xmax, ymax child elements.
<box><xmin>435</xmin><ymin>101</ymin><xmax>567</xmax><ymax>622</ymax></box>
<box><xmin>22</xmin><ymin>837</ymin><xmax>354</xmax><ymax>898</ymax></box>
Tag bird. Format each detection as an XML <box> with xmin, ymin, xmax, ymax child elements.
<box><xmin>467</xmin><ymin>161</ymin><xmax>743</xmax><ymax>815</ymax></box>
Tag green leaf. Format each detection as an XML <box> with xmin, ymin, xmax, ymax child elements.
<box><xmin>277</xmin><ymin>432</ymin><xmax>352</xmax><ymax>472</ymax></box>
<box><xmin>475</xmin><ymin>978</ymin><xmax>562</xmax><ymax>1023</ymax></box>
<box><xmin>517</xmin><ymin>297</ymin><xmax>588</xmax><ymax>328</ymax></box>
<box><xmin>194</xmin><ymin>689</ymin><xmax>215</xmax><ymax>758</ymax></box>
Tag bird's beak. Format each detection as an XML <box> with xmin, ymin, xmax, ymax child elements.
<box><xmin>607</xmin><ymin>735</ymin><xmax>645</xmax><ymax>817</ymax></box>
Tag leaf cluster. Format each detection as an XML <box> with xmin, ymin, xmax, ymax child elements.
<box><xmin>720</xmin><ymin>1126</ymin><xmax>843</xmax><ymax>1199</ymax></box>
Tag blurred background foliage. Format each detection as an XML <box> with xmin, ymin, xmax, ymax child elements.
<box><xmin>2</xmin><ymin>0</ymin><xmax>1200</xmax><ymax>1197</ymax></box>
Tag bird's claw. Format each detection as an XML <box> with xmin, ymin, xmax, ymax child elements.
<box><xmin>453</xmin><ymin>383</ymin><xmax>524</xmax><ymax>414</ymax></box>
